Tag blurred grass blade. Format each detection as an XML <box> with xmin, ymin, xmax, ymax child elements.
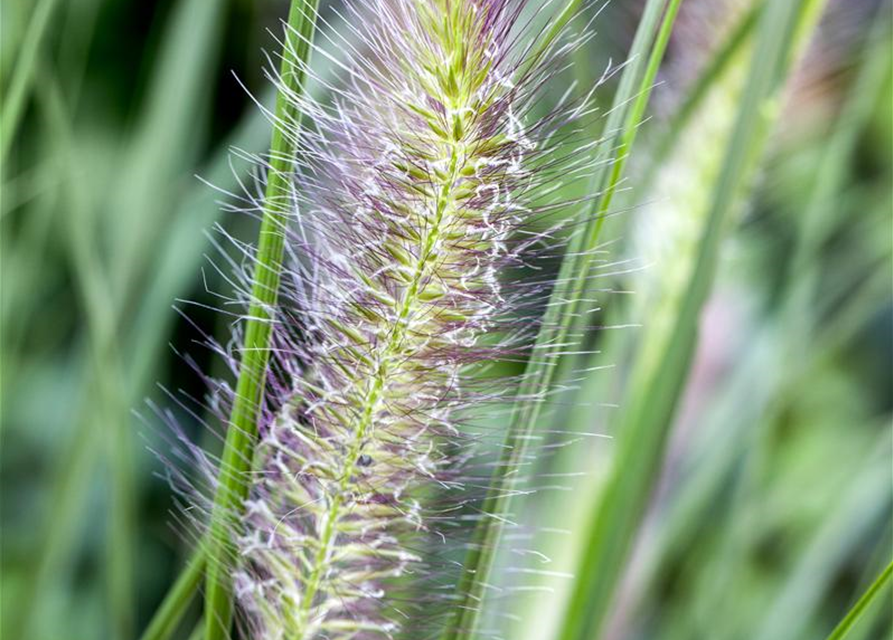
<box><xmin>698</xmin><ymin>12</ymin><xmax>891</xmax><ymax>637</ymax></box>
<box><xmin>754</xmin><ymin>439</ymin><xmax>890</xmax><ymax>640</ymax></box>
<box><xmin>87</xmin><ymin>0</ymin><xmax>228</xmax><ymax>633</ymax></box>
<box><xmin>633</xmin><ymin>10</ymin><xmax>890</xmax><ymax>630</ymax></box>
<box><xmin>139</xmin><ymin>552</ymin><xmax>207</xmax><ymax>640</ymax></box>
<box><xmin>129</xmin><ymin>0</ymin><xmax>354</xmax><ymax>396</ymax></box>
<box><xmin>0</xmin><ymin>0</ymin><xmax>61</xmax><ymax>169</ymax></box>
<box><xmin>15</xmin><ymin>71</ymin><xmax>135</xmax><ymax>640</ymax></box>
<box><xmin>109</xmin><ymin>0</ymin><xmax>228</xmax><ymax>306</ymax></box>
<box><xmin>644</xmin><ymin>0</ymin><xmax>762</xmax><ymax>184</ymax></box>
<box><xmin>555</xmin><ymin>2</ymin><xmax>827</xmax><ymax>639</ymax></box>
<box><xmin>4</xmin><ymin>376</ymin><xmax>100</xmax><ymax>640</ymax></box>
<box><xmin>440</xmin><ymin>2</ymin><xmax>681</xmax><ymax>639</ymax></box>
<box><xmin>188</xmin><ymin>621</ymin><xmax>204</xmax><ymax>640</ymax></box>
<box><xmin>784</xmin><ymin>5</ymin><xmax>893</xmax><ymax>333</ymax></box>
<box><xmin>7</xmin><ymin>1</ymin><xmax>229</xmax><ymax>636</ymax></box>
<box><xmin>555</xmin><ymin>0</ymin><xmax>758</xmax><ymax>431</ymax></box>
<box><xmin>203</xmin><ymin>2</ymin><xmax>319</xmax><ymax>638</ymax></box>
<box><xmin>825</xmin><ymin>560</ymin><xmax>893</xmax><ymax>640</ymax></box>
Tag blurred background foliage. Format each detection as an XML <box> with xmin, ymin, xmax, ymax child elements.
<box><xmin>1</xmin><ymin>1</ymin><xmax>890</xmax><ymax>639</ymax></box>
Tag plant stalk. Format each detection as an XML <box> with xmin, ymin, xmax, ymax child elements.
<box><xmin>140</xmin><ymin>552</ymin><xmax>207</xmax><ymax>640</ymax></box>
<box><xmin>202</xmin><ymin>2</ymin><xmax>319</xmax><ymax>639</ymax></box>
<box><xmin>825</xmin><ymin>560</ymin><xmax>893</xmax><ymax>640</ymax></box>
<box><xmin>440</xmin><ymin>1</ymin><xmax>681</xmax><ymax>638</ymax></box>
<box><xmin>555</xmin><ymin>1</ymin><xmax>826</xmax><ymax>638</ymax></box>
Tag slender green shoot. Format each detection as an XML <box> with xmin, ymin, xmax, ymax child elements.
<box><xmin>139</xmin><ymin>552</ymin><xmax>207</xmax><ymax>640</ymax></box>
<box><xmin>202</xmin><ymin>2</ymin><xmax>319</xmax><ymax>639</ymax></box>
<box><xmin>137</xmin><ymin>14</ymin><xmax>354</xmax><ymax>637</ymax></box>
<box><xmin>825</xmin><ymin>560</ymin><xmax>893</xmax><ymax>640</ymax></box>
<box><xmin>595</xmin><ymin>0</ymin><xmax>684</xmax><ymax>230</ymax></box>
<box><xmin>555</xmin><ymin>2</ymin><xmax>826</xmax><ymax>639</ymax></box>
<box><xmin>440</xmin><ymin>2</ymin><xmax>681</xmax><ymax>639</ymax></box>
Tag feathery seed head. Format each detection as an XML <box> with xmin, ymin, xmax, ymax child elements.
<box><xmin>165</xmin><ymin>1</ymin><xmax>605</xmax><ymax>638</ymax></box>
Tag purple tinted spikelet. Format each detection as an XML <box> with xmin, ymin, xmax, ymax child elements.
<box><xmin>168</xmin><ymin>1</ymin><xmax>604</xmax><ymax>638</ymax></box>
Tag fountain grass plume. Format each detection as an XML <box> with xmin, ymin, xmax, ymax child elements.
<box><xmin>164</xmin><ymin>1</ymin><xmax>606</xmax><ymax>638</ymax></box>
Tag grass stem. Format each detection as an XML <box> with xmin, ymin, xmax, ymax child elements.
<box><xmin>555</xmin><ymin>2</ymin><xmax>827</xmax><ymax>638</ymax></box>
<box><xmin>202</xmin><ymin>2</ymin><xmax>319</xmax><ymax>638</ymax></box>
<box><xmin>439</xmin><ymin>2</ymin><xmax>680</xmax><ymax>638</ymax></box>
<box><xmin>825</xmin><ymin>560</ymin><xmax>893</xmax><ymax>640</ymax></box>
<box><xmin>140</xmin><ymin>552</ymin><xmax>207</xmax><ymax>640</ymax></box>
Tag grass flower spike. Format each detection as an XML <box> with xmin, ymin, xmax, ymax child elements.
<box><xmin>178</xmin><ymin>1</ymin><xmax>601</xmax><ymax>638</ymax></box>
<box><xmin>9</xmin><ymin>1</ymin><xmax>888</xmax><ymax>640</ymax></box>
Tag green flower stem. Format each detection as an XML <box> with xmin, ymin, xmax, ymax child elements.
<box><xmin>559</xmin><ymin>0</ymin><xmax>684</xmax><ymax>347</ymax></box>
<box><xmin>139</xmin><ymin>552</ymin><xmax>207</xmax><ymax>640</ymax></box>
<box><xmin>594</xmin><ymin>0</ymin><xmax>684</xmax><ymax>237</ymax></box>
<box><xmin>202</xmin><ymin>2</ymin><xmax>319</xmax><ymax>639</ymax></box>
<box><xmin>825</xmin><ymin>560</ymin><xmax>893</xmax><ymax>640</ymax></box>
<box><xmin>440</xmin><ymin>2</ymin><xmax>681</xmax><ymax>639</ymax></box>
<box><xmin>555</xmin><ymin>2</ymin><xmax>824</xmax><ymax>639</ymax></box>
<box><xmin>140</xmin><ymin>11</ymin><xmax>357</xmax><ymax>639</ymax></box>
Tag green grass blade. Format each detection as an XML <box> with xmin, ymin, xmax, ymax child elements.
<box><xmin>631</xmin><ymin>14</ymin><xmax>890</xmax><ymax>632</ymax></box>
<box><xmin>30</xmin><ymin>72</ymin><xmax>137</xmax><ymax>640</ymax></box>
<box><xmin>643</xmin><ymin>0</ymin><xmax>761</xmax><ymax>185</ymax></box>
<box><xmin>825</xmin><ymin>560</ymin><xmax>893</xmax><ymax>640</ymax></box>
<box><xmin>8</xmin><ymin>0</ymin><xmax>229</xmax><ymax>635</ymax></box>
<box><xmin>754</xmin><ymin>443</ymin><xmax>891</xmax><ymax>640</ymax></box>
<box><xmin>597</xmin><ymin>0</ymin><xmax>683</xmax><ymax>225</ymax></box>
<box><xmin>202</xmin><ymin>2</ymin><xmax>319</xmax><ymax>638</ymax></box>
<box><xmin>0</xmin><ymin>0</ymin><xmax>61</xmax><ymax>170</ymax></box>
<box><xmin>128</xmin><ymin>1</ymin><xmax>353</xmax><ymax>396</ymax></box>
<box><xmin>783</xmin><ymin>6</ymin><xmax>893</xmax><ymax>332</ymax></box>
<box><xmin>632</xmin><ymin>227</ymin><xmax>890</xmax><ymax>638</ymax></box>
<box><xmin>440</xmin><ymin>2</ymin><xmax>681</xmax><ymax>639</ymax></box>
<box><xmin>188</xmin><ymin>621</ymin><xmax>205</xmax><ymax>640</ymax></box>
<box><xmin>554</xmin><ymin>2</ymin><xmax>826</xmax><ymax>639</ymax></box>
<box><xmin>139</xmin><ymin>552</ymin><xmax>207</xmax><ymax>640</ymax></box>
<box><xmin>553</xmin><ymin>0</ymin><xmax>758</xmax><ymax>431</ymax></box>
<box><xmin>136</xmin><ymin>13</ymin><xmax>353</xmax><ymax>637</ymax></box>
<box><xmin>554</xmin><ymin>0</ymin><xmax>685</xmax><ymax>355</ymax></box>
<box><xmin>844</xmin><ymin>534</ymin><xmax>893</xmax><ymax>640</ymax></box>
<box><xmin>693</xmin><ymin>16</ymin><xmax>891</xmax><ymax>638</ymax></box>
<box><xmin>109</xmin><ymin>0</ymin><xmax>228</xmax><ymax>306</ymax></box>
